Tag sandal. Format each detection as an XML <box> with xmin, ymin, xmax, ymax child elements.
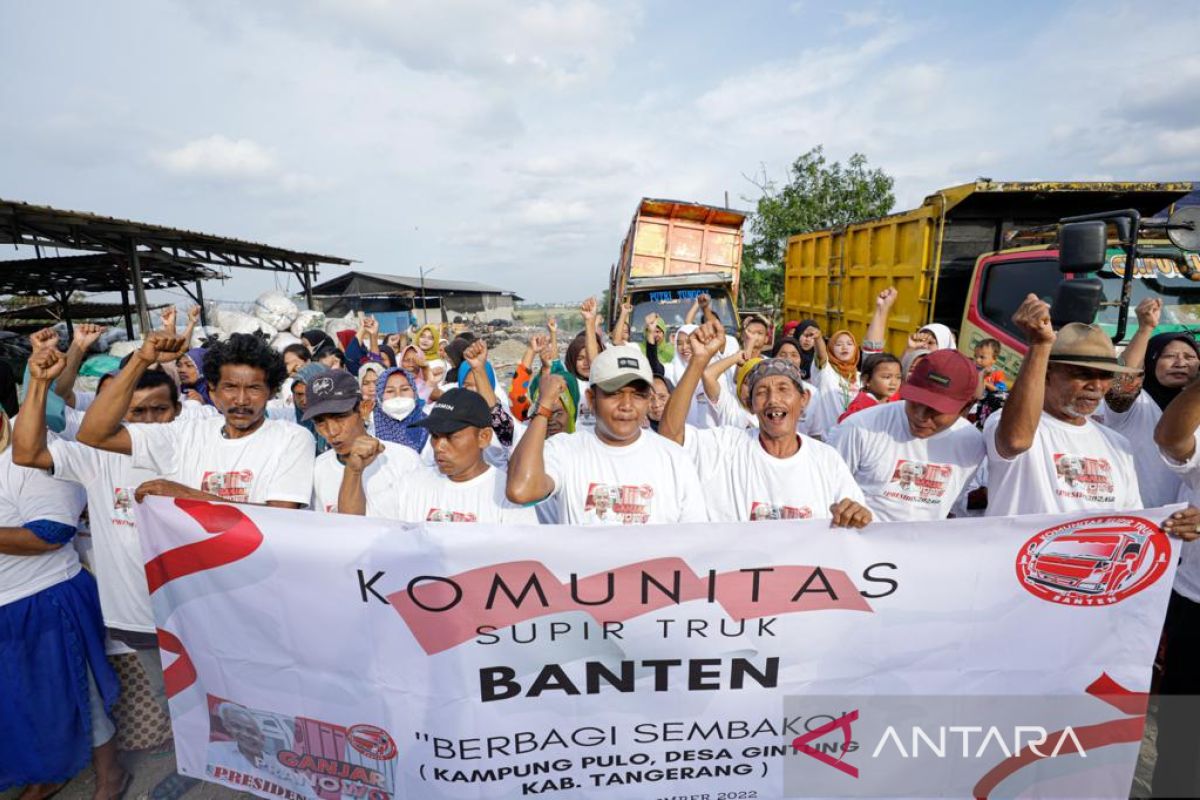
<box><xmin>149</xmin><ymin>772</ymin><xmax>200</xmax><ymax>800</ymax></box>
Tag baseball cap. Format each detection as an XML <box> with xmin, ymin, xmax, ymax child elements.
<box><xmin>899</xmin><ymin>350</ymin><xmax>979</xmax><ymax>415</ymax></box>
<box><xmin>588</xmin><ymin>344</ymin><xmax>653</xmax><ymax>392</ymax></box>
<box><xmin>412</xmin><ymin>388</ymin><xmax>491</xmax><ymax>434</ymax></box>
<box><xmin>301</xmin><ymin>369</ymin><xmax>361</xmax><ymax>421</ymax></box>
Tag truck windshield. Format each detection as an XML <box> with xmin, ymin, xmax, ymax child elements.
<box><xmin>629</xmin><ymin>289</ymin><xmax>737</xmax><ymax>340</ymax></box>
<box><xmin>1095</xmin><ymin>272</ymin><xmax>1200</xmax><ymax>335</ymax></box>
<box><xmin>1041</xmin><ymin>538</ymin><xmax>1121</xmax><ymax>560</ymax></box>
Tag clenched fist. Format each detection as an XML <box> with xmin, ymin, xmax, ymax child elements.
<box><xmin>344</xmin><ymin>436</ymin><xmax>384</xmax><ymax>472</ymax></box>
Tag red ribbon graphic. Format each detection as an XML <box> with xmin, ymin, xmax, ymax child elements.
<box><xmin>972</xmin><ymin>673</ymin><xmax>1149</xmax><ymax>799</ymax></box>
<box><xmin>792</xmin><ymin>710</ymin><xmax>860</xmax><ymax>778</ymax></box>
<box><xmin>145</xmin><ymin>500</ymin><xmax>266</xmax><ymax>697</ymax></box>
<box><xmin>390</xmin><ymin>557</ymin><xmax>873</xmax><ymax>654</ymax></box>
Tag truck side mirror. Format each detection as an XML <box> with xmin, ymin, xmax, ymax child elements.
<box><xmin>1167</xmin><ymin>206</ymin><xmax>1200</xmax><ymax>252</ymax></box>
<box><xmin>1058</xmin><ymin>221</ymin><xmax>1107</xmax><ymax>274</ymax></box>
<box><xmin>1051</xmin><ymin>278</ymin><xmax>1104</xmax><ymax>328</ymax></box>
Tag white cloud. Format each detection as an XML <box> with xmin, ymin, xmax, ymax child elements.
<box><xmin>151</xmin><ymin>134</ymin><xmax>322</xmax><ymax>193</ymax></box>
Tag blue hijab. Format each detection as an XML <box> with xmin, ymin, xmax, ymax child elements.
<box><xmin>183</xmin><ymin>347</ymin><xmax>212</xmax><ymax>405</ymax></box>
<box><xmin>373</xmin><ymin>367</ymin><xmax>429</xmax><ymax>453</ymax></box>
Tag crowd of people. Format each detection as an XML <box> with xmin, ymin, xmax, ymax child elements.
<box><xmin>4</xmin><ymin>289</ymin><xmax>1200</xmax><ymax>797</ymax></box>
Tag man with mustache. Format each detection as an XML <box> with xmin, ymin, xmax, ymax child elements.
<box><xmin>657</xmin><ymin>320</ymin><xmax>871</xmax><ymax>527</ymax></box>
<box><xmin>984</xmin><ymin>295</ymin><xmax>1142</xmax><ymax>515</ymax></box>
<box><xmin>78</xmin><ymin>332</ymin><xmax>315</xmax><ymax>508</ymax></box>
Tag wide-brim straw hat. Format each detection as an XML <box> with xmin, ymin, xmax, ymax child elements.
<box><xmin>1048</xmin><ymin>323</ymin><xmax>1142</xmax><ymax>374</ymax></box>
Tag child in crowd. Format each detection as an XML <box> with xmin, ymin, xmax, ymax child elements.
<box><xmin>838</xmin><ymin>353</ymin><xmax>902</xmax><ymax>423</ymax></box>
<box><xmin>971</xmin><ymin>338</ymin><xmax>1008</xmax><ymax>429</ymax></box>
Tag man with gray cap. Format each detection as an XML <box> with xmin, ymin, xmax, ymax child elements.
<box><xmin>305</xmin><ymin>369</ymin><xmax>420</xmax><ymax>515</ymax></box>
<box><xmin>507</xmin><ymin>344</ymin><xmax>705</xmax><ymax>525</ymax></box>
<box><xmin>658</xmin><ymin>320</ymin><xmax>870</xmax><ymax>527</ymax></box>
<box><xmin>986</xmin><ymin>294</ymin><xmax>1142</xmax><ymax>515</ymax></box>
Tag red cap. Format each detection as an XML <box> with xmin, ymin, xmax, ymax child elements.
<box><xmin>899</xmin><ymin>349</ymin><xmax>978</xmax><ymax>414</ymax></box>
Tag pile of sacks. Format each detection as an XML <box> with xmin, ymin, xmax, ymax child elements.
<box><xmin>203</xmin><ymin>291</ymin><xmax>357</xmax><ymax>351</ymax></box>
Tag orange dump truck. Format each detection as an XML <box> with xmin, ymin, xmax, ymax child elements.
<box><xmin>608</xmin><ymin>198</ymin><xmax>747</xmax><ymax>339</ymax></box>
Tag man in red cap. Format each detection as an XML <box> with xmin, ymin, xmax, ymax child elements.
<box><xmin>830</xmin><ymin>349</ymin><xmax>984</xmax><ymax>522</ymax></box>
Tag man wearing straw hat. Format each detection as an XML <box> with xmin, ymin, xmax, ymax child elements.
<box><xmin>985</xmin><ymin>294</ymin><xmax>1146</xmax><ymax>517</ymax></box>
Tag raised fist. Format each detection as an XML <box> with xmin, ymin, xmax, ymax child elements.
<box><xmin>580</xmin><ymin>297</ymin><xmax>598</xmax><ymax>322</ymax></box>
<box><xmin>1011</xmin><ymin>294</ymin><xmax>1055</xmax><ymax>346</ymax></box>
<box><xmin>345</xmin><ymin>435</ymin><xmax>384</xmax><ymax>472</ymax></box>
<box><xmin>877</xmin><ymin>287</ymin><xmax>898</xmax><ymax>312</ymax></box>
<box><xmin>72</xmin><ymin>323</ymin><xmax>107</xmax><ymax>350</ymax></box>
<box><xmin>27</xmin><ymin>348</ymin><xmax>66</xmax><ymax>383</ymax></box>
<box><xmin>29</xmin><ymin>328</ymin><xmax>59</xmax><ymax>353</ymax></box>
<box><xmin>136</xmin><ymin>331</ymin><xmax>189</xmax><ymax>366</ymax></box>
<box><xmin>463</xmin><ymin>340</ymin><xmax>488</xmax><ymax>370</ymax></box>
<box><xmin>688</xmin><ymin>319</ymin><xmax>726</xmax><ymax>363</ymax></box>
<box><xmin>1135</xmin><ymin>297</ymin><xmax>1162</xmax><ymax>330</ymax></box>
<box><xmin>536</xmin><ymin>373</ymin><xmax>566</xmax><ymax>409</ymax></box>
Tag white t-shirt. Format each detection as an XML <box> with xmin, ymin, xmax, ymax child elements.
<box><xmin>127</xmin><ymin>416</ymin><xmax>316</xmax><ymax>506</ymax></box>
<box><xmin>181</xmin><ymin>398</ymin><xmax>221</xmax><ymax>419</ymax></box>
<box><xmin>542</xmin><ymin>430</ymin><xmax>707</xmax><ymax>525</ymax></box>
<box><xmin>808</xmin><ymin>362</ymin><xmax>858</xmax><ymax>439</ymax></box>
<box><xmin>830</xmin><ymin>402</ymin><xmax>985</xmax><ymax>522</ymax></box>
<box><xmin>683</xmin><ymin>425</ymin><xmax>864</xmax><ymax>522</ymax></box>
<box><xmin>311</xmin><ymin>440</ymin><xmax>421</xmax><ymax>517</ymax></box>
<box><xmin>1093</xmin><ymin>391</ymin><xmax>1182</xmax><ymax>509</ymax></box>
<box><xmin>47</xmin><ymin>439</ymin><xmax>159</xmax><ymax>632</ymax></box>
<box><xmin>1156</xmin><ymin>430</ymin><xmax>1200</xmax><ymax>603</ymax></box>
<box><xmin>0</xmin><ymin>448</ymin><xmax>88</xmax><ymax>606</ymax></box>
<box><xmin>576</xmin><ymin>379</ymin><xmax>597</xmax><ymax>431</ymax></box>
<box><xmin>394</xmin><ymin>465</ymin><xmax>538</xmax><ymax>523</ymax></box>
<box><xmin>983</xmin><ymin>410</ymin><xmax>1141</xmax><ymax>517</ymax></box>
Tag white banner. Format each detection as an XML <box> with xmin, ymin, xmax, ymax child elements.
<box><xmin>136</xmin><ymin>498</ymin><xmax>1179</xmax><ymax>800</ymax></box>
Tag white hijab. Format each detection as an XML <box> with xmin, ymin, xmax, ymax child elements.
<box><xmin>920</xmin><ymin>323</ymin><xmax>957</xmax><ymax>351</ymax></box>
<box><xmin>664</xmin><ymin>325</ymin><xmax>697</xmax><ymax>384</ymax></box>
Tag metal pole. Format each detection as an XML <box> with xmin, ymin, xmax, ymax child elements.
<box><xmin>119</xmin><ymin>287</ymin><xmax>134</xmax><ymax>339</ymax></box>
<box><xmin>127</xmin><ymin>240</ymin><xmax>151</xmax><ymax>334</ymax></box>
<box><xmin>302</xmin><ymin>263</ymin><xmax>314</xmax><ymax>310</ymax></box>
<box><xmin>195</xmin><ymin>279</ymin><xmax>207</xmax><ymax>326</ymax></box>
<box><xmin>57</xmin><ymin>292</ymin><xmax>74</xmax><ymax>342</ymax></box>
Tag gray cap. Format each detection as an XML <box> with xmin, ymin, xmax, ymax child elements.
<box><xmin>301</xmin><ymin>368</ymin><xmax>361</xmax><ymax>421</ymax></box>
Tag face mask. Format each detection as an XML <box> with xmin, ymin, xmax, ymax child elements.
<box><xmin>381</xmin><ymin>396</ymin><xmax>416</xmax><ymax>420</ymax></box>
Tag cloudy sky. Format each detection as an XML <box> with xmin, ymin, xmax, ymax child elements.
<box><xmin>2</xmin><ymin>0</ymin><xmax>1198</xmax><ymax>306</ymax></box>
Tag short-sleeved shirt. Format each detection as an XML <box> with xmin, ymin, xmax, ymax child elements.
<box><xmin>541</xmin><ymin>430</ymin><xmax>706</xmax><ymax>525</ymax></box>
<box><xmin>47</xmin><ymin>439</ymin><xmax>158</xmax><ymax>632</ymax></box>
<box><xmin>1093</xmin><ymin>392</ymin><xmax>1182</xmax><ymax>509</ymax></box>
<box><xmin>311</xmin><ymin>440</ymin><xmax>421</xmax><ymax>517</ymax></box>
<box><xmin>983</xmin><ymin>410</ymin><xmax>1141</xmax><ymax>517</ymax></box>
<box><xmin>830</xmin><ymin>402</ymin><xmax>985</xmax><ymax>522</ymax></box>
<box><xmin>126</xmin><ymin>416</ymin><xmax>315</xmax><ymax>505</ymax></box>
<box><xmin>1157</xmin><ymin>430</ymin><xmax>1200</xmax><ymax>603</ymax></box>
<box><xmin>0</xmin><ymin>448</ymin><xmax>87</xmax><ymax>606</ymax></box>
<box><xmin>394</xmin><ymin>465</ymin><xmax>538</xmax><ymax>524</ymax></box>
<box><xmin>683</xmin><ymin>425</ymin><xmax>864</xmax><ymax>522</ymax></box>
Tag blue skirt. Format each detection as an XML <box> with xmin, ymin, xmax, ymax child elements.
<box><xmin>0</xmin><ymin>569</ymin><xmax>119</xmax><ymax>788</ymax></box>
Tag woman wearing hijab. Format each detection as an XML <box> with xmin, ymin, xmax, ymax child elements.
<box><xmin>373</xmin><ymin>367</ymin><xmax>429</xmax><ymax>455</ymax></box>
<box><xmin>564</xmin><ymin>331</ymin><xmax>602</xmax><ymax>430</ymax></box>
<box><xmin>791</xmin><ymin>320</ymin><xmax>821</xmax><ymax>381</ymax></box>
<box><xmin>529</xmin><ymin>364</ymin><xmax>580</xmax><ymax>436</ymax></box>
<box><xmin>913</xmin><ymin>323</ymin><xmax>957</xmax><ymax>351</ymax></box>
<box><xmin>300</xmin><ymin>329</ymin><xmax>336</xmax><ymax>354</ymax></box>
<box><xmin>177</xmin><ymin>347</ymin><xmax>211</xmax><ymax>406</ymax></box>
<box><xmin>659</xmin><ymin>324</ymin><xmax>717</xmax><ymax>428</ymax></box>
<box><xmin>414</xmin><ymin>325</ymin><xmax>440</xmax><ymax>360</ymax></box>
<box><xmin>808</xmin><ymin>329</ymin><xmax>859</xmax><ymax>440</ymax></box>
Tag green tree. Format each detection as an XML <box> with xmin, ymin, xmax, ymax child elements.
<box><xmin>740</xmin><ymin>146</ymin><xmax>895</xmax><ymax>309</ymax></box>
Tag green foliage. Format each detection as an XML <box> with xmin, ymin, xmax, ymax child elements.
<box><xmin>740</xmin><ymin>146</ymin><xmax>895</xmax><ymax>309</ymax></box>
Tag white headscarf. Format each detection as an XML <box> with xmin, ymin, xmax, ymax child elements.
<box><xmin>664</xmin><ymin>325</ymin><xmax>697</xmax><ymax>384</ymax></box>
<box><xmin>919</xmin><ymin>323</ymin><xmax>957</xmax><ymax>351</ymax></box>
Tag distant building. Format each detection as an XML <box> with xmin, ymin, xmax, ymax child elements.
<box><xmin>309</xmin><ymin>271</ymin><xmax>522</xmax><ymax>327</ymax></box>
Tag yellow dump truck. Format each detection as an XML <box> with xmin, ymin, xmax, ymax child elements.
<box><xmin>783</xmin><ymin>180</ymin><xmax>1199</xmax><ymax>376</ymax></box>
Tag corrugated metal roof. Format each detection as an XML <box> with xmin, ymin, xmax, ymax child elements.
<box><xmin>312</xmin><ymin>270</ymin><xmax>518</xmax><ymax>296</ymax></box>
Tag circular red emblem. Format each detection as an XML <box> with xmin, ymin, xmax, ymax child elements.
<box><xmin>1016</xmin><ymin>515</ymin><xmax>1170</xmax><ymax>606</ymax></box>
<box><xmin>347</xmin><ymin>723</ymin><xmax>397</xmax><ymax>760</ymax></box>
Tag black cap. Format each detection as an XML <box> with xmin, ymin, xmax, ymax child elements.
<box><xmin>301</xmin><ymin>369</ymin><xmax>361</xmax><ymax>421</ymax></box>
<box><xmin>412</xmin><ymin>388</ymin><xmax>490</xmax><ymax>433</ymax></box>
